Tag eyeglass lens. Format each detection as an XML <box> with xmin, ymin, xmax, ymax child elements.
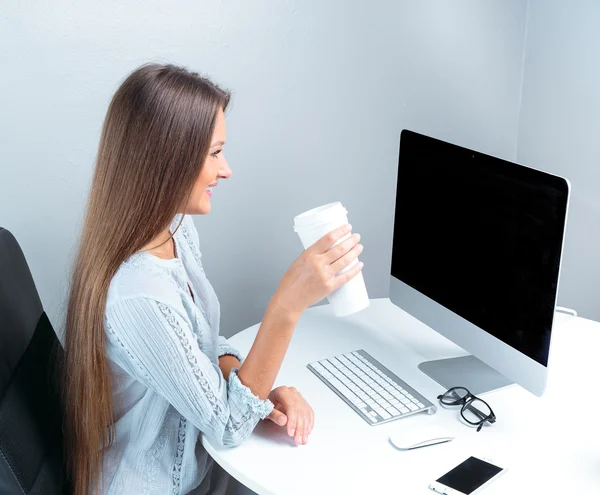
<box><xmin>461</xmin><ymin>398</ymin><xmax>492</xmax><ymax>424</ymax></box>
<box><xmin>440</xmin><ymin>387</ymin><xmax>470</xmax><ymax>405</ymax></box>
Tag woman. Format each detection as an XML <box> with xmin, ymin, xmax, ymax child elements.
<box><xmin>64</xmin><ymin>64</ymin><xmax>363</xmax><ymax>494</ymax></box>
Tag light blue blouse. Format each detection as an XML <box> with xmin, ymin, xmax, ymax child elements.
<box><xmin>101</xmin><ymin>214</ymin><xmax>273</xmax><ymax>494</ymax></box>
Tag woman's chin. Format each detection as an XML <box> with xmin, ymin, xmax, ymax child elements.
<box><xmin>184</xmin><ymin>203</ymin><xmax>211</xmax><ymax>215</ymax></box>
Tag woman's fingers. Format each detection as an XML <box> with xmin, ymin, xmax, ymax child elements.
<box><xmin>287</xmin><ymin>408</ymin><xmax>297</xmax><ymax>438</ymax></box>
<box><xmin>270</xmin><ymin>387</ymin><xmax>314</xmax><ymax>445</ymax></box>
<box><xmin>303</xmin><ymin>405</ymin><xmax>314</xmax><ymax>443</ymax></box>
<box><xmin>267</xmin><ymin>407</ymin><xmax>287</xmax><ymax>426</ymax></box>
<box><xmin>303</xmin><ymin>411</ymin><xmax>310</xmax><ymax>444</ymax></box>
<box><xmin>295</xmin><ymin>415</ymin><xmax>304</xmax><ymax>445</ymax></box>
<box><xmin>332</xmin><ymin>259</ymin><xmax>364</xmax><ymax>291</ymax></box>
<box><xmin>310</xmin><ymin>224</ymin><xmax>352</xmax><ymax>255</ymax></box>
<box><xmin>323</xmin><ymin>233</ymin><xmax>361</xmax><ymax>265</ymax></box>
<box><xmin>328</xmin><ymin>241</ymin><xmax>363</xmax><ymax>276</ymax></box>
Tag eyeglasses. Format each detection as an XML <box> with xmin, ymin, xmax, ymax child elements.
<box><xmin>437</xmin><ymin>387</ymin><xmax>496</xmax><ymax>432</ymax></box>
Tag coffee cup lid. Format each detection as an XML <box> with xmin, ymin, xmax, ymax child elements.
<box><xmin>293</xmin><ymin>202</ymin><xmax>347</xmax><ymax>231</ymax></box>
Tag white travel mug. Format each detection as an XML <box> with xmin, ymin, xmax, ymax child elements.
<box><xmin>293</xmin><ymin>202</ymin><xmax>370</xmax><ymax>317</ymax></box>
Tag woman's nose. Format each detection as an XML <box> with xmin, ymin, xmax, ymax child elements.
<box><xmin>219</xmin><ymin>156</ymin><xmax>232</xmax><ymax>179</ymax></box>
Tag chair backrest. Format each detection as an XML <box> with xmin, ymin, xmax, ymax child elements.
<box><xmin>0</xmin><ymin>227</ymin><xmax>66</xmax><ymax>494</ymax></box>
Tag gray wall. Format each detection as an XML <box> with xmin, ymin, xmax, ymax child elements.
<box><xmin>0</xmin><ymin>0</ymin><xmax>529</xmax><ymax>338</ymax></box>
<box><xmin>517</xmin><ymin>0</ymin><xmax>600</xmax><ymax>322</ymax></box>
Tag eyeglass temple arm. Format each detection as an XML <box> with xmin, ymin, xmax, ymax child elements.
<box><xmin>466</xmin><ymin>403</ymin><xmax>494</xmax><ymax>421</ymax></box>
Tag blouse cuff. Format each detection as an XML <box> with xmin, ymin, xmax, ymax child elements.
<box><xmin>228</xmin><ymin>368</ymin><xmax>274</xmax><ymax>420</ymax></box>
<box><xmin>218</xmin><ymin>343</ymin><xmax>244</xmax><ymax>363</ymax></box>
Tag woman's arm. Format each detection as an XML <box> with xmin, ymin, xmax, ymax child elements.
<box><xmin>236</xmin><ymin>295</ymin><xmax>301</xmax><ymax>400</ymax></box>
<box><xmin>218</xmin><ymin>354</ymin><xmax>241</xmax><ymax>381</ymax></box>
<box><xmin>237</xmin><ymin>223</ymin><xmax>362</xmax><ymax>401</ymax></box>
<box><xmin>232</xmin><ymin>224</ymin><xmax>363</xmax><ymax>445</ymax></box>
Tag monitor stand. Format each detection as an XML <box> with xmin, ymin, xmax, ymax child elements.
<box><xmin>418</xmin><ymin>355</ymin><xmax>513</xmax><ymax>396</ymax></box>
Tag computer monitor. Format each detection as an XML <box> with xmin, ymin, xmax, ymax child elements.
<box><xmin>390</xmin><ymin>130</ymin><xmax>570</xmax><ymax>397</ymax></box>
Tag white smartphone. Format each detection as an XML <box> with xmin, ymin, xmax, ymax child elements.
<box><xmin>428</xmin><ymin>456</ymin><xmax>507</xmax><ymax>495</ymax></box>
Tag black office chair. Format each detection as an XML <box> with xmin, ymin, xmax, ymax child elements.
<box><xmin>0</xmin><ymin>227</ymin><xmax>66</xmax><ymax>494</ymax></box>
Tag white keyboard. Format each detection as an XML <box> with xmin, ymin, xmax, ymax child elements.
<box><xmin>307</xmin><ymin>350</ymin><xmax>436</xmax><ymax>425</ymax></box>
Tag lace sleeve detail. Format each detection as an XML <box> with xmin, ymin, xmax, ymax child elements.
<box><xmin>228</xmin><ymin>369</ymin><xmax>273</xmax><ymax>420</ymax></box>
<box><xmin>155</xmin><ymin>301</ymin><xmax>229</xmax><ymax>424</ymax></box>
<box><xmin>171</xmin><ymin>416</ymin><xmax>187</xmax><ymax>494</ymax></box>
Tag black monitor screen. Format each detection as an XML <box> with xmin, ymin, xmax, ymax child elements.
<box><xmin>391</xmin><ymin>130</ymin><xmax>569</xmax><ymax>366</ymax></box>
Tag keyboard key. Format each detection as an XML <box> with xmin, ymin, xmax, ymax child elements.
<box><xmin>407</xmin><ymin>403</ymin><xmax>418</xmax><ymax>411</ymax></box>
<box><xmin>328</xmin><ymin>378</ymin><xmax>359</xmax><ymax>401</ymax></box>
<box><xmin>322</xmin><ymin>361</ymin><xmax>336</xmax><ymax>373</ymax></box>
<box><xmin>374</xmin><ymin>405</ymin><xmax>386</xmax><ymax>415</ymax></box>
<box><xmin>357</xmin><ymin>382</ymin><xmax>370</xmax><ymax>392</ymax></box>
<box><xmin>311</xmin><ymin>363</ymin><xmax>325</xmax><ymax>374</ymax></box>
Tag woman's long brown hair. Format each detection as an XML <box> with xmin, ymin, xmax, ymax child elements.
<box><xmin>64</xmin><ymin>64</ymin><xmax>230</xmax><ymax>494</ymax></box>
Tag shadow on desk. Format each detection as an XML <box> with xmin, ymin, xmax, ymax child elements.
<box><xmin>252</xmin><ymin>419</ymin><xmax>299</xmax><ymax>446</ymax></box>
<box><xmin>221</xmin><ymin>421</ymin><xmax>299</xmax><ymax>494</ymax></box>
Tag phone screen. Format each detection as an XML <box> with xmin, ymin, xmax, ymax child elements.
<box><xmin>436</xmin><ymin>457</ymin><xmax>503</xmax><ymax>494</ymax></box>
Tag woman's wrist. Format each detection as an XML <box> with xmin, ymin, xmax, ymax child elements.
<box><xmin>269</xmin><ymin>290</ymin><xmax>304</xmax><ymax>323</ymax></box>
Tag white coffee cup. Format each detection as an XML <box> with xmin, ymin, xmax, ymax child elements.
<box><xmin>293</xmin><ymin>202</ymin><xmax>370</xmax><ymax>317</ymax></box>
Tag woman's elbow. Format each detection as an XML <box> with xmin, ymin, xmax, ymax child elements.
<box><xmin>220</xmin><ymin>424</ymin><xmax>255</xmax><ymax>448</ymax></box>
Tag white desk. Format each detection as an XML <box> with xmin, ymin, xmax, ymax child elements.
<box><xmin>203</xmin><ymin>298</ymin><xmax>600</xmax><ymax>494</ymax></box>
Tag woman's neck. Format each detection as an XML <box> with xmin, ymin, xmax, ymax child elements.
<box><xmin>141</xmin><ymin>228</ymin><xmax>176</xmax><ymax>259</ymax></box>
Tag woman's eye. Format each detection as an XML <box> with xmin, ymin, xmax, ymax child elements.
<box><xmin>211</xmin><ymin>149</ymin><xmax>222</xmax><ymax>158</ymax></box>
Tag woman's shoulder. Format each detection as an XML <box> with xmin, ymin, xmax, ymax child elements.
<box><xmin>106</xmin><ymin>252</ymin><xmax>184</xmax><ymax>309</ymax></box>
<box><xmin>106</xmin><ymin>214</ymin><xmax>200</xmax><ymax>308</ymax></box>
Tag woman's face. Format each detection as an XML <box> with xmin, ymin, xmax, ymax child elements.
<box><xmin>185</xmin><ymin>107</ymin><xmax>231</xmax><ymax>215</ymax></box>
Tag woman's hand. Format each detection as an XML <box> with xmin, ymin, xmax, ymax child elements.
<box><xmin>266</xmin><ymin>386</ymin><xmax>314</xmax><ymax>445</ymax></box>
<box><xmin>274</xmin><ymin>224</ymin><xmax>364</xmax><ymax>317</ymax></box>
